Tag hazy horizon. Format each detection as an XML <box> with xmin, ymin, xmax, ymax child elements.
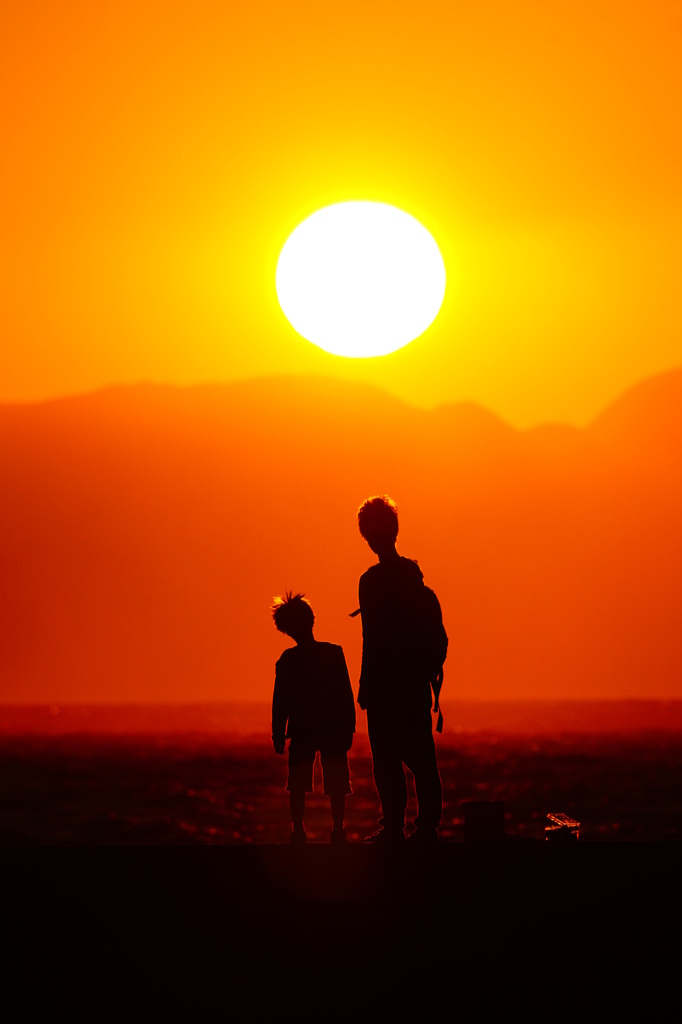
<box><xmin>1</xmin><ymin>364</ymin><xmax>681</xmax><ymax>431</ymax></box>
<box><xmin>4</xmin><ymin>700</ymin><xmax>682</xmax><ymax>741</ymax></box>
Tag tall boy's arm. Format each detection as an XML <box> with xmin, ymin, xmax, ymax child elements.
<box><xmin>271</xmin><ymin>662</ymin><xmax>289</xmax><ymax>753</ymax></box>
<box><xmin>357</xmin><ymin>573</ymin><xmax>372</xmax><ymax>709</ymax></box>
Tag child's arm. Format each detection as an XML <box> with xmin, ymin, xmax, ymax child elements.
<box><xmin>336</xmin><ymin>648</ymin><xmax>356</xmax><ymax>749</ymax></box>
<box><xmin>271</xmin><ymin>660</ymin><xmax>290</xmax><ymax>754</ymax></box>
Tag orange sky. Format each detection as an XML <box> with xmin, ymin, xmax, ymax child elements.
<box><xmin>2</xmin><ymin>1</ymin><xmax>681</xmax><ymax>427</ymax></box>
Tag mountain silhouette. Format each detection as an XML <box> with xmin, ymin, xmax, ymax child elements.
<box><xmin>1</xmin><ymin>371</ymin><xmax>681</xmax><ymax>703</ymax></box>
<box><xmin>589</xmin><ymin>367</ymin><xmax>682</xmax><ymax>459</ymax></box>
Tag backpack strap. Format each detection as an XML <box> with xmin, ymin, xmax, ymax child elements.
<box><xmin>432</xmin><ymin>668</ymin><xmax>444</xmax><ymax>733</ymax></box>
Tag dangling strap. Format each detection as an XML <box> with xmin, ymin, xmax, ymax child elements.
<box><xmin>433</xmin><ymin>668</ymin><xmax>444</xmax><ymax>733</ymax></box>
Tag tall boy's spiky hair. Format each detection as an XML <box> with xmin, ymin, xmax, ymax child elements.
<box><xmin>271</xmin><ymin>591</ymin><xmax>315</xmax><ymax>636</ymax></box>
<box><xmin>357</xmin><ymin>494</ymin><xmax>399</xmax><ymax>544</ymax></box>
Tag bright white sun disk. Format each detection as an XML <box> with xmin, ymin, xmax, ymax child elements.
<box><xmin>276</xmin><ymin>201</ymin><xmax>446</xmax><ymax>358</ymax></box>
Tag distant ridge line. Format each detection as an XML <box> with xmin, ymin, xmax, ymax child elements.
<box><xmin>1</xmin><ymin>365</ymin><xmax>681</xmax><ymax>433</ymax></box>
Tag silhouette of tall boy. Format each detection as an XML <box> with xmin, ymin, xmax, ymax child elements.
<box><xmin>271</xmin><ymin>592</ymin><xmax>356</xmax><ymax>844</ymax></box>
<box><xmin>357</xmin><ymin>496</ymin><xmax>443</xmax><ymax>844</ymax></box>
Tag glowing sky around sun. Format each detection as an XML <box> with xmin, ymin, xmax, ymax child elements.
<box><xmin>1</xmin><ymin>1</ymin><xmax>681</xmax><ymax>426</ymax></box>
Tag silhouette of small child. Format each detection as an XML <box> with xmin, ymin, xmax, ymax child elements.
<box><xmin>271</xmin><ymin>592</ymin><xmax>355</xmax><ymax>844</ymax></box>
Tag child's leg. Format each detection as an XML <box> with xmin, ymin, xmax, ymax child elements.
<box><xmin>286</xmin><ymin>741</ymin><xmax>313</xmax><ymax>842</ymax></box>
<box><xmin>289</xmin><ymin>789</ymin><xmax>305</xmax><ymax>832</ymax></box>
<box><xmin>322</xmin><ymin>747</ymin><xmax>351</xmax><ymax>841</ymax></box>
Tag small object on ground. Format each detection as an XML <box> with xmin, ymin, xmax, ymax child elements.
<box><xmin>545</xmin><ymin>812</ymin><xmax>580</xmax><ymax>841</ymax></box>
<box><xmin>463</xmin><ymin>800</ymin><xmax>505</xmax><ymax>841</ymax></box>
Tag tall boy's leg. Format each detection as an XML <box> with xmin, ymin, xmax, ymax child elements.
<box><xmin>367</xmin><ymin>711</ymin><xmax>407</xmax><ymax>840</ymax></box>
<box><xmin>404</xmin><ymin>712</ymin><xmax>442</xmax><ymax>840</ymax></box>
<box><xmin>289</xmin><ymin>790</ymin><xmax>307</xmax><ymax>844</ymax></box>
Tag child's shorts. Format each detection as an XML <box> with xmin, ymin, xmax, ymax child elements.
<box><xmin>287</xmin><ymin>737</ymin><xmax>351</xmax><ymax>796</ymax></box>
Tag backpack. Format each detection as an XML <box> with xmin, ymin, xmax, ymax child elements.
<box><xmin>414</xmin><ymin>583</ymin><xmax>448</xmax><ymax>733</ymax></box>
<box><xmin>350</xmin><ymin>575</ymin><xmax>449</xmax><ymax>731</ymax></box>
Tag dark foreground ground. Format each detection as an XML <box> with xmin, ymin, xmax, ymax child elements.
<box><xmin>2</xmin><ymin>730</ymin><xmax>682</xmax><ymax>843</ymax></box>
<box><xmin>5</xmin><ymin>843</ymin><xmax>681</xmax><ymax>1021</ymax></box>
<box><xmin>4</xmin><ymin>716</ymin><xmax>682</xmax><ymax>1019</ymax></box>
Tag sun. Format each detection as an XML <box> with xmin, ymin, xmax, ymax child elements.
<box><xmin>275</xmin><ymin>201</ymin><xmax>446</xmax><ymax>358</ymax></box>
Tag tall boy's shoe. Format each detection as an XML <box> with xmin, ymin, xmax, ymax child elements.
<box><xmin>330</xmin><ymin>827</ymin><xmax>347</xmax><ymax>845</ymax></box>
<box><xmin>361</xmin><ymin>826</ymin><xmax>405</xmax><ymax>845</ymax></box>
<box><xmin>290</xmin><ymin>827</ymin><xmax>307</xmax><ymax>846</ymax></box>
<box><xmin>405</xmin><ymin>827</ymin><xmax>439</xmax><ymax>846</ymax></box>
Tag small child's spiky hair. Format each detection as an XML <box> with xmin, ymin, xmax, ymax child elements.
<box><xmin>271</xmin><ymin>591</ymin><xmax>315</xmax><ymax>636</ymax></box>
